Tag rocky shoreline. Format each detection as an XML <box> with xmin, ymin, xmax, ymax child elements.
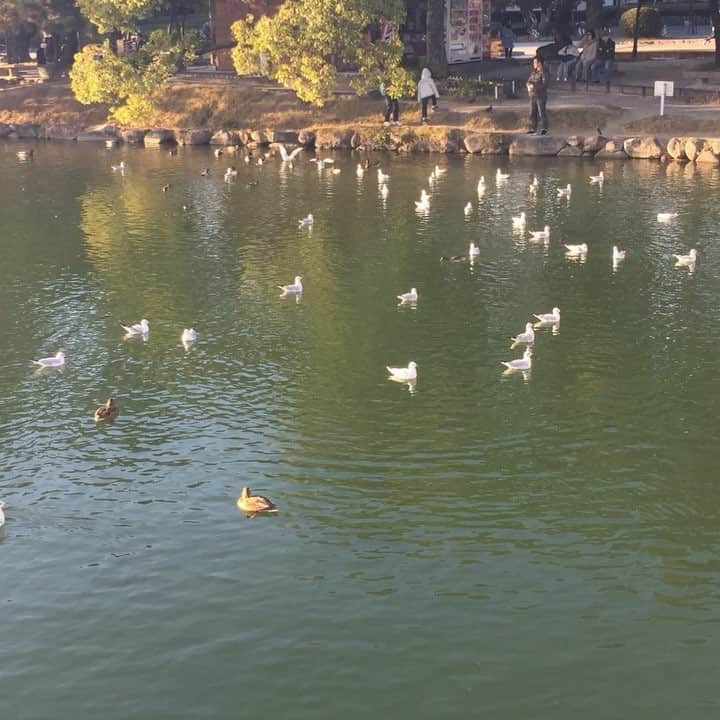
<box><xmin>1</xmin><ymin>120</ymin><xmax>719</xmax><ymax>164</ymax></box>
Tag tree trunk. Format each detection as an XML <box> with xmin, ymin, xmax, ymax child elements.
<box><xmin>586</xmin><ymin>0</ymin><xmax>603</xmax><ymax>32</ymax></box>
<box><xmin>426</xmin><ymin>0</ymin><xmax>447</xmax><ymax>78</ymax></box>
<box><xmin>549</xmin><ymin>0</ymin><xmax>574</xmax><ymax>42</ymax></box>
<box><xmin>711</xmin><ymin>0</ymin><xmax>720</xmax><ymax>67</ymax></box>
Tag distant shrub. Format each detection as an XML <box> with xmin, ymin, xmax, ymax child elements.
<box><xmin>619</xmin><ymin>7</ymin><xmax>663</xmax><ymax>38</ymax></box>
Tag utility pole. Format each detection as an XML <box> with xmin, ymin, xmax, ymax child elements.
<box><xmin>632</xmin><ymin>0</ymin><xmax>643</xmax><ymax>60</ymax></box>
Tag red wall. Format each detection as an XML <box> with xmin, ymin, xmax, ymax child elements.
<box><xmin>213</xmin><ymin>0</ymin><xmax>283</xmax><ymax>70</ymax></box>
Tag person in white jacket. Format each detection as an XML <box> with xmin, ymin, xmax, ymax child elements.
<box><xmin>417</xmin><ymin>67</ymin><xmax>439</xmax><ymax>123</ymax></box>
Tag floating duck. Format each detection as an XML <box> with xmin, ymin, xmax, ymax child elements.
<box><xmin>502</xmin><ymin>348</ymin><xmax>532</xmax><ymax>372</ymax></box>
<box><xmin>658</xmin><ymin>212</ymin><xmax>678</xmax><ymax>223</ymax></box>
<box><xmin>387</xmin><ymin>361</ymin><xmax>417</xmax><ymax>382</ymax></box>
<box><xmin>511</xmin><ymin>323</ymin><xmax>535</xmax><ymax>347</ymax></box>
<box><xmin>534</xmin><ymin>307</ymin><xmax>561</xmax><ymax>324</ymax></box>
<box><xmin>111</xmin><ymin>161</ymin><xmax>125</xmax><ymax>172</ymax></box>
<box><xmin>530</xmin><ymin>175</ymin><xmax>539</xmax><ymax>188</ymax></box>
<box><xmin>377</xmin><ymin>169</ymin><xmax>389</xmax><ymax>183</ymax></box>
<box><xmin>200</xmin><ymin>167</ymin><xmax>210</xmax><ymax>176</ymax></box>
<box><xmin>0</xmin><ymin>500</ymin><xmax>7</xmax><ymax>528</ymax></box>
<box><xmin>440</xmin><ymin>255</ymin><xmax>467</xmax><ymax>263</ymax></box>
<box><xmin>589</xmin><ymin>171</ymin><xmax>604</xmax><ymax>184</ymax></box>
<box><xmin>214</xmin><ymin>148</ymin><xmax>223</xmax><ymax>158</ymax></box>
<box><xmin>674</xmin><ymin>249</ymin><xmax>697</xmax><ymax>267</ymax></box>
<box><xmin>17</xmin><ymin>149</ymin><xmax>34</xmax><ymax>160</ymax></box>
<box><xmin>331</xmin><ymin>168</ymin><xmax>341</xmax><ymax>175</ymax></box>
<box><xmin>464</xmin><ymin>202</ymin><xmax>473</xmax><ymax>217</ymax></box>
<box><xmin>415</xmin><ymin>190</ymin><xmax>430</xmax><ymax>211</ymax></box>
<box><xmin>469</xmin><ymin>242</ymin><xmax>480</xmax><ymax>257</ymax></box>
<box><xmin>162</xmin><ymin>184</ymin><xmax>171</xmax><ymax>193</ymax></box>
<box><xmin>168</xmin><ymin>148</ymin><xmax>178</xmax><ymax>156</ymax></box>
<box><xmin>181</xmin><ymin>328</ymin><xmax>197</xmax><ymax>343</ymax></box>
<box><xmin>433</xmin><ymin>165</ymin><xmax>446</xmax><ymax>178</ymax></box>
<box><xmin>122</xmin><ymin>319</ymin><xmax>150</xmax><ymax>336</ymax></box>
<box><xmin>565</xmin><ymin>243</ymin><xmax>588</xmax><ymax>256</ymax></box>
<box><xmin>279</xmin><ymin>276</ymin><xmax>303</xmax><ymax>294</ymax></box>
<box><xmin>397</xmin><ymin>288</ymin><xmax>418</xmax><ymax>304</ymax></box>
<box><xmin>298</xmin><ymin>213</ymin><xmax>314</xmax><ymax>227</ymax></box>
<box><xmin>512</xmin><ymin>211</ymin><xmax>526</xmax><ymax>229</ymax></box>
<box><xmin>224</xmin><ymin>166</ymin><xmax>238</xmax><ymax>180</ymax></box>
<box><xmin>612</xmin><ymin>246</ymin><xmax>626</xmax><ymax>265</ymax></box>
<box><xmin>237</xmin><ymin>486</ymin><xmax>277</xmax><ymax>514</ymax></box>
<box><xmin>380</xmin><ymin>183</ymin><xmax>389</xmax><ymax>200</ymax></box>
<box><xmin>557</xmin><ymin>184</ymin><xmax>572</xmax><ymax>198</ymax></box>
<box><xmin>94</xmin><ymin>398</ymin><xmax>119</xmax><ymax>422</ymax></box>
<box><xmin>528</xmin><ymin>226</ymin><xmax>550</xmax><ymax>242</ymax></box>
<box><xmin>477</xmin><ymin>177</ymin><xmax>486</xmax><ymax>194</ymax></box>
<box><xmin>33</xmin><ymin>351</ymin><xmax>65</xmax><ymax>368</ymax></box>
<box><xmin>496</xmin><ymin>168</ymin><xmax>510</xmax><ymax>182</ymax></box>
<box><xmin>356</xmin><ymin>164</ymin><xmax>364</xmax><ymax>178</ymax></box>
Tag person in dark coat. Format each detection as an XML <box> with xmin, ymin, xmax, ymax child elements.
<box><xmin>526</xmin><ymin>55</ymin><xmax>549</xmax><ymax>135</ymax></box>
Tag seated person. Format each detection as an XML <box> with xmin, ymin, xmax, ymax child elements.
<box><xmin>591</xmin><ymin>30</ymin><xmax>615</xmax><ymax>82</ymax></box>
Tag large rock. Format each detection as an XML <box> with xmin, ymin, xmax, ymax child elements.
<box><xmin>695</xmin><ymin>148</ymin><xmax>719</xmax><ymax>165</ymax></box>
<box><xmin>315</xmin><ymin>128</ymin><xmax>354</xmax><ymax>150</ymax></box>
<box><xmin>15</xmin><ymin>122</ymin><xmax>41</xmax><ymax>139</ymax></box>
<box><xmin>121</xmin><ymin>129</ymin><xmax>147</xmax><ymax>144</ymax></box>
<box><xmin>509</xmin><ymin>134</ymin><xmax>566</xmax><ymax>156</ymax></box>
<box><xmin>43</xmin><ymin>124</ymin><xmax>80</xmax><ymax>141</ymax></box>
<box><xmin>603</xmin><ymin>139</ymin><xmax>623</xmax><ymax>153</ymax></box>
<box><xmin>595</xmin><ymin>148</ymin><xmax>627</xmax><ymax>160</ymax></box>
<box><xmin>464</xmin><ymin>132</ymin><xmax>510</xmax><ymax>155</ymax></box>
<box><xmin>666</xmin><ymin>137</ymin><xmax>687</xmax><ymax>160</ymax></box>
<box><xmin>76</xmin><ymin>123</ymin><xmax>119</xmax><ymax>142</ymax></box>
<box><xmin>298</xmin><ymin>129</ymin><xmax>316</xmax><ymax>147</ymax></box>
<box><xmin>251</xmin><ymin>129</ymin><xmax>270</xmax><ymax>145</ymax></box>
<box><xmin>558</xmin><ymin>145</ymin><xmax>584</xmax><ymax>157</ymax></box>
<box><xmin>210</xmin><ymin>129</ymin><xmax>241</xmax><ymax>146</ymax></box>
<box><xmin>144</xmin><ymin>128</ymin><xmax>175</xmax><ymax>147</ymax></box>
<box><xmin>623</xmin><ymin>136</ymin><xmax>663</xmax><ymax>159</ymax></box>
<box><xmin>176</xmin><ymin>129</ymin><xmax>211</xmax><ymax>145</ymax></box>
<box><xmin>685</xmin><ymin>137</ymin><xmax>705</xmax><ymax>162</ymax></box>
<box><xmin>709</xmin><ymin>138</ymin><xmax>720</xmax><ymax>155</ymax></box>
<box><xmin>0</xmin><ymin>122</ymin><xmax>13</xmax><ymax>138</ymax></box>
<box><xmin>582</xmin><ymin>134</ymin><xmax>606</xmax><ymax>154</ymax></box>
<box><xmin>269</xmin><ymin>130</ymin><xmax>299</xmax><ymax>144</ymax></box>
<box><xmin>427</xmin><ymin>130</ymin><xmax>464</xmax><ymax>153</ymax></box>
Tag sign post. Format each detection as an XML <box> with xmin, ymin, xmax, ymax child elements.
<box><xmin>654</xmin><ymin>81</ymin><xmax>674</xmax><ymax>116</ymax></box>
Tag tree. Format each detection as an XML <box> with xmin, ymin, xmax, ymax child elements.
<box><xmin>426</xmin><ymin>0</ymin><xmax>446</xmax><ymax>77</ymax></box>
<box><xmin>231</xmin><ymin>0</ymin><xmax>413</xmax><ymax>106</ymax></box>
<box><xmin>75</xmin><ymin>0</ymin><xmax>155</xmax><ymax>34</ymax></box>
<box><xmin>586</xmin><ymin>0</ymin><xmax>603</xmax><ymax>32</ymax></box>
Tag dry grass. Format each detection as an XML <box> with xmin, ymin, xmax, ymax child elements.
<box><xmin>623</xmin><ymin>113</ymin><xmax>720</xmax><ymax>136</ymax></box>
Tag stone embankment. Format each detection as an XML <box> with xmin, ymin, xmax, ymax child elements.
<box><xmin>1</xmin><ymin>120</ymin><xmax>719</xmax><ymax>165</ymax></box>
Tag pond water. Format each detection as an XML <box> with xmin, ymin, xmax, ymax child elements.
<box><xmin>1</xmin><ymin>143</ymin><xmax>720</xmax><ymax>719</ymax></box>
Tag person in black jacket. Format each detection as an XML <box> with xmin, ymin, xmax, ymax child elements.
<box><xmin>591</xmin><ymin>31</ymin><xmax>615</xmax><ymax>82</ymax></box>
<box><xmin>526</xmin><ymin>56</ymin><xmax>549</xmax><ymax>135</ymax></box>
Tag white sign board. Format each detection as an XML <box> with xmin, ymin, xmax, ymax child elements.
<box><xmin>654</xmin><ymin>81</ymin><xmax>675</xmax><ymax>97</ymax></box>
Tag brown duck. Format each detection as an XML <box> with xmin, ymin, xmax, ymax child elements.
<box><xmin>94</xmin><ymin>398</ymin><xmax>119</xmax><ymax>422</ymax></box>
<box><xmin>237</xmin><ymin>486</ymin><xmax>277</xmax><ymax>514</ymax></box>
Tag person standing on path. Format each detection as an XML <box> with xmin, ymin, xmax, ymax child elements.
<box><xmin>526</xmin><ymin>56</ymin><xmax>549</xmax><ymax>135</ymax></box>
<box><xmin>501</xmin><ymin>23</ymin><xmax>515</xmax><ymax>60</ymax></box>
<box><xmin>417</xmin><ymin>67</ymin><xmax>440</xmax><ymax>124</ymax></box>
<box><xmin>380</xmin><ymin>81</ymin><xmax>401</xmax><ymax>126</ymax></box>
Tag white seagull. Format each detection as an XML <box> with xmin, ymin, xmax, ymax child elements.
<box><xmin>496</xmin><ymin>168</ymin><xmax>510</xmax><ymax>183</ymax></box>
<box><xmin>433</xmin><ymin>165</ymin><xmax>446</xmax><ymax>178</ymax></box>
<box><xmin>502</xmin><ymin>348</ymin><xmax>532</xmax><ymax>372</ymax></box>
<box><xmin>181</xmin><ymin>328</ymin><xmax>197</xmax><ymax>343</ymax></box>
<box><xmin>33</xmin><ymin>351</ymin><xmax>65</xmax><ymax>368</ymax></box>
<box><xmin>387</xmin><ymin>361</ymin><xmax>417</xmax><ymax>382</ymax></box>
<box><xmin>557</xmin><ymin>184</ymin><xmax>572</xmax><ymax>198</ymax></box>
<box><xmin>278</xmin><ymin>144</ymin><xmax>303</xmax><ymax>163</ymax></box>
<box><xmin>512</xmin><ymin>211</ymin><xmax>526</xmax><ymax>229</ymax></box>
<box><xmin>380</xmin><ymin>183</ymin><xmax>389</xmax><ymax>200</ymax></box>
<box><xmin>464</xmin><ymin>202</ymin><xmax>473</xmax><ymax>217</ymax></box>
<box><xmin>530</xmin><ymin>175</ymin><xmax>539</xmax><ymax>189</ymax></box>
<box><xmin>565</xmin><ymin>243</ymin><xmax>588</xmax><ymax>256</ymax></box>
<box><xmin>674</xmin><ymin>249</ymin><xmax>697</xmax><ymax>267</ymax></box>
<box><xmin>0</xmin><ymin>500</ymin><xmax>6</xmax><ymax>528</ymax></box>
<box><xmin>111</xmin><ymin>161</ymin><xmax>126</xmax><ymax>172</ymax></box>
<box><xmin>612</xmin><ymin>246</ymin><xmax>626</xmax><ymax>264</ymax></box>
<box><xmin>377</xmin><ymin>169</ymin><xmax>389</xmax><ymax>183</ymax></box>
<box><xmin>469</xmin><ymin>242</ymin><xmax>480</xmax><ymax>257</ymax></box>
<box><xmin>658</xmin><ymin>212</ymin><xmax>679</xmax><ymax>223</ymax></box>
<box><xmin>298</xmin><ymin>213</ymin><xmax>314</xmax><ymax>227</ymax></box>
<box><xmin>477</xmin><ymin>177</ymin><xmax>486</xmax><ymax>194</ymax></box>
<box><xmin>511</xmin><ymin>323</ymin><xmax>535</xmax><ymax>347</ymax></box>
<box><xmin>589</xmin><ymin>171</ymin><xmax>604</xmax><ymax>184</ymax></box>
<box><xmin>534</xmin><ymin>307</ymin><xmax>561</xmax><ymax>324</ymax></box>
<box><xmin>356</xmin><ymin>163</ymin><xmax>364</xmax><ymax>178</ymax></box>
<box><xmin>279</xmin><ymin>276</ymin><xmax>303</xmax><ymax>294</ymax></box>
<box><xmin>528</xmin><ymin>226</ymin><xmax>550</xmax><ymax>242</ymax></box>
<box><xmin>398</xmin><ymin>287</ymin><xmax>418</xmax><ymax>304</ymax></box>
<box><xmin>122</xmin><ymin>319</ymin><xmax>150</xmax><ymax>336</ymax></box>
<box><xmin>415</xmin><ymin>190</ymin><xmax>430</xmax><ymax>212</ymax></box>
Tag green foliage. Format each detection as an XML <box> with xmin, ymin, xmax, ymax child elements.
<box><xmin>76</xmin><ymin>0</ymin><xmax>155</xmax><ymax>33</ymax></box>
<box><xmin>619</xmin><ymin>7</ymin><xmax>663</xmax><ymax>38</ymax></box>
<box><xmin>231</xmin><ymin>0</ymin><xmax>414</xmax><ymax>106</ymax></box>
<box><xmin>70</xmin><ymin>33</ymin><xmax>198</xmax><ymax>124</ymax></box>
<box><xmin>446</xmin><ymin>75</ymin><xmax>497</xmax><ymax>100</ymax></box>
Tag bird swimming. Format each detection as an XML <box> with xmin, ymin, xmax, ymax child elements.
<box><xmin>279</xmin><ymin>276</ymin><xmax>303</xmax><ymax>294</ymax></box>
<box><xmin>528</xmin><ymin>226</ymin><xmax>550</xmax><ymax>242</ymax></box>
<box><xmin>477</xmin><ymin>177</ymin><xmax>486</xmax><ymax>194</ymax></box>
<box><xmin>122</xmin><ymin>319</ymin><xmax>150</xmax><ymax>336</ymax></box>
<box><xmin>181</xmin><ymin>328</ymin><xmax>197</xmax><ymax>343</ymax></box>
<box><xmin>511</xmin><ymin>323</ymin><xmax>535</xmax><ymax>347</ymax></box>
<box><xmin>33</xmin><ymin>351</ymin><xmax>65</xmax><ymax>368</ymax></box>
<box><xmin>356</xmin><ymin>164</ymin><xmax>364</xmax><ymax>178</ymax></box>
<box><xmin>386</xmin><ymin>361</ymin><xmax>417</xmax><ymax>382</ymax></box>
<box><xmin>674</xmin><ymin>249</ymin><xmax>697</xmax><ymax>267</ymax></box>
<box><xmin>496</xmin><ymin>168</ymin><xmax>510</xmax><ymax>182</ymax></box>
<box><xmin>469</xmin><ymin>242</ymin><xmax>480</xmax><ymax>257</ymax></box>
<box><xmin>512</xmin><ymin>211</ymin><xmax>526</xmax><ymax>228</ymax></box>
<box><xmin>502</xmin><ymin>347</ymin><xmax>532</xmax><ymax>372</ymax></box>
<box><xmin>377</xmin><ymin>169</ymin><xmax>390</xmax><ymax>183</ymax></box>
<box><xmin>398</xmin><ymin>288</ymin><xmax>418</xmax><ymax>304</ymax></box>
<box><xmin>237</xmin><ymin>486</ymin><xmax>277</xmax><ymax>514</ymax></box>
<box><xmin>0</xmin><ymin>500</ymin><xmax>7</xmax><ymax>528</ymax></box>
<box><xmin>658</xmin><ymin>212</ymin><xmax>678</xmax><ymax>223</ymax></box>
<box><xmin>589</xmin><ymin>171</ymin><xmax>604</xmax><ymax>184</ymax></box>
<box><xmin>557</xmin><ymin>184</ymin><xmax>572</xmax><ymax>198</ymax></box>
<box><xmin>111</xmin><ymin>161</ymin><xmax>125</xmax><ymax>172</ymax></box>
<box><xmin>534</xmin><ymin>307</ymin><xmax>561</xmax><ymax>324</ymax></box>
<box><xmin>464</xmin><ymin>202</ymin><xmax>473</xmax><ymax>217</ymax></box>
<box><xmin>17</xmin><ymin>149</ymin><xmax>33</xmax><ymax>160</ymax></box>
<box><xmin>380</xmin><ymin>183</ymin><xmax>389</xmax><ymax>200</ymax></box>
<box><xmin>298</xmin><ymin>213</ymin><xmax>314</xmax><ymax>227</ymax></box>
<box><xmin>565</xmin><ymin>243</ymin><xmax>588</xmax><ymax>256</ymax></box>
<box><xmin>612</xmin><ymin>246</ymin><xmax>626</xmax><ymax>264</ymax></box>
<box><xmin>94</xmin><ymin>398</ymin><xmax>119</xmax><ymax>422</ymax></box>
